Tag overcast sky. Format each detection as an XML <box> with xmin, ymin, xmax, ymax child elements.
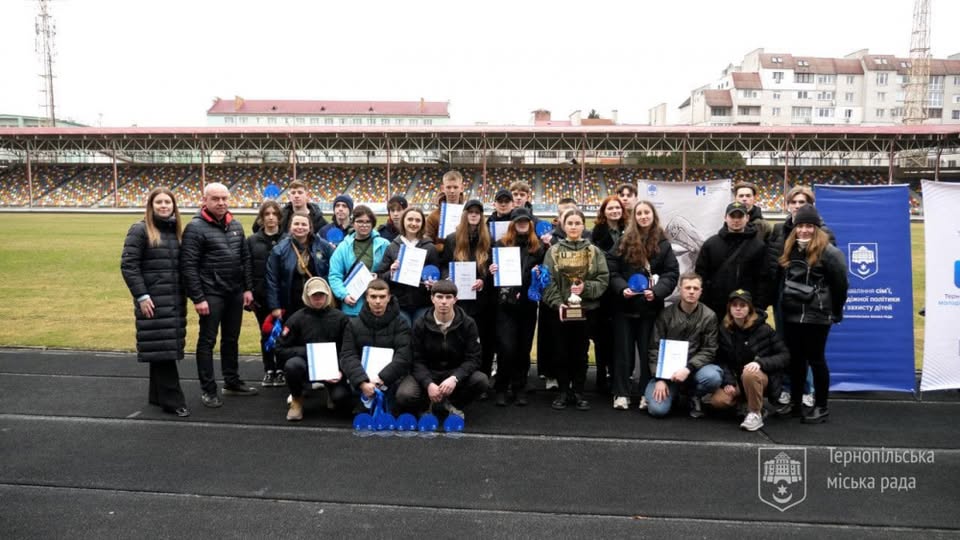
<box><xmin>2</xmin><ymin>0</ymin><xmax>959</xmax><ymax>127</ymax></box>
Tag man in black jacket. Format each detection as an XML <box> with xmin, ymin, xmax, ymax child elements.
<box><xmin>340</xmin><ymin>280</ymin><xmax>411</xmax><ymax>401</ymax></box>
<box><xmin>181</xmin><ymin>182</ymin><xmax>258</xmax><ymax>407</ymax></box>
<box><xmin>252</xmin><ymin>180</ymin><xmax>327</xmax><ymax>234</ymax></box>
<box><xmin>395</xmin><ymin>280</ymin><xmax>489</xmax><ymax>418</ymax></box>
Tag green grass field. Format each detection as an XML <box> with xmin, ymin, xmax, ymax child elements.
<box><xmin>0</xmin><ymin>213</ymin><xmax>928</xmax><ymax>367</ymax></box>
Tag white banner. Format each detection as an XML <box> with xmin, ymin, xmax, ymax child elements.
<box><xmin>920</xmin><ymin>180</ymin><xmax>960</xmax><ymax>391</ymax></box>
<box><xmin>635</xmin><ymin>179</ymin><xmax>731</xmax><ymax>303</ymax></box>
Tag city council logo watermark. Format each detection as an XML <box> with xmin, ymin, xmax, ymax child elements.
<box><xmin>849</xmin><ymin>243</ymin><xmax>879</xmax><ymax>280</ymax></box>
<box><xmin>758</xmin><ymin>448</ymin><xmax>807</xmax><ymax>511</ymax></box>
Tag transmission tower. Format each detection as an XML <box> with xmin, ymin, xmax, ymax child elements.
<box><xmin>35</xmin><ymin>0</ymin><xmax>58</xmax><ymax>127</ymax></box>
<box><xmin>903</xmin><ymin>0</ymin><xmax>930</xmax><ymax>125</ymax></box>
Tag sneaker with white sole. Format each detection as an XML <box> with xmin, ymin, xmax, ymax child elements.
<box><xmin>612</xmin><ymin>396</ymin><xmax>629</xmax><ymax>410</ymax></box>
<box><xmin>638</xmin><ymin>396</ymin><xmax>649</xmax><ymax>410</ymax></box>
<box><xmin>261</xmin><ymin>371</ymin><xmax>276</xmax><ymax>387</ymax></box>
<box><xmin>545</xmin><ymin>378</ymin><xmax>559</xmax><ymax>390</ymax></box>
<box><xmin>740</xmin><ymin>411</ymin><xmax>764</xmax><ymax>431</ymax></box>
<box><xmin>802</xmin><ymin>393</ymin><xmax>815</xmax><ymax>408</ymax></box>
<box><xmin>777</xmin><ymin>391</ymin><xmax>790</xmax><ymax>405</ymax></box>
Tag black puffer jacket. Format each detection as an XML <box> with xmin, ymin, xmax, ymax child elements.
<box><xmin>275</xmin><ymin>305</ymin><xmax>351</xmax><ymax>365</ymax></box>
<box><xmin>410</xmin><ymin>306</ymin><xmax>481</xmax><ymax>387</ymax></box>
<box><xmin>780</xmin><ymin>244</ymin><xmax>848</xmax><ymax>325</ymax></box>
<box><xmin>120</xmin><ymin>217</ymin><xmax>187</xmax><ymax>362</ymax></box>
<box><xmin>590</xmin><ymin>222</ymin><xmax>624</xmax><ymax>253</ymax></box>
<box><xmin>716</xmin><ymin>311</ymin><xmax>789</xmax><ymax>396</ymax></box>
<box><xmin>246</xmin><ymin>229</ymin><xmax>283</xmax><ymax>309</ymax></box>
<box><xmin>695</xmin><ymin>223</ymin><xmax>769</xmax><ymax>315</ymax></box>
<box><xmin>373</xmin><ymin>237</ymin><xmax>442</xmax><ymax>312</ymax></box>
<box><xmin>181</xmin><ymin>208</ymin><xmax>253</xmax><ymax>302</ymax></box>
<box><xmin>340</xmin><ymin>297</ymin><xmax>412</xmax><ymax>391</ymax></box>
<box><xmin>607</xmin><ymin>236</ymin><xmax>679</xmax><ymax>319</ymax></box>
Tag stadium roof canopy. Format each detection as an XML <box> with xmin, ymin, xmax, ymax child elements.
<box><xmin>0</xmin><ymin>125</ymin><xmax>958</xmax><ymax>156</ymax></box>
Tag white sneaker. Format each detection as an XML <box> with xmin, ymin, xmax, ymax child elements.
<box><xmin>545</xmin><ymin>378</ymin><xmax>559</xmax><ymax>390</ymax></box>
<box><xmin>740</xmin><ymin>412</ymin><xmax>764</xmax><ymax>432</ymax></box>
<box><xmin>777</xmin><ymin>391</ymin><xmax>790</xmax><ymax>405</ymax></box>
<box><xmin>612</xmin><ymin>396</ymin><xmax>629</xmax><ymax>410</ymax></box>
<box><xmin>637</xmin><ymin>396</ymin><xmax>649</xmax><ymax>410</ymax></box>
<box><xmin>802</xmin><ymin>393</ymin><xmax>815</xmax><ymax>408</ymax></box>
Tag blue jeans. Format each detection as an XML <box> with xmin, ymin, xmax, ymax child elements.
<box><xmin>644</xmin><ymin>364</ymin><xmax>723</xmax><ymax>418</ymax></box>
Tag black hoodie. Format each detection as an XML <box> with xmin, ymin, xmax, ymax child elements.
<box><xmin>340</xmin><ymin>296</ymin><xmax>412</xmax><ymax>390</ymax></box>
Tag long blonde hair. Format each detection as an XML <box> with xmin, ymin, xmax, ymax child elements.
<box><xmin>144</xmin><ymin>187</ymin><xmax>182</xmax><ymax>247</ymax></box>
<box><xmin>453</xmin><ymin>208</ymin><xmax>491</xmax><ymax>275</ymax></box>
<box><xmin>779</xmin><ymin>226</ymin><xmax>830</xmax><ymax>268</ymax></box>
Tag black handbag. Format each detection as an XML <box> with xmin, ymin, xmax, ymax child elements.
<box><xmin>783</xmin><ymin>280</ymin><xmax>815</xmax><ymax>303</ymax></box>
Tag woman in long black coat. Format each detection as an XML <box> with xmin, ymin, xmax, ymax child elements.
<box><xmin>120</xmin><ymin>187</ymin><xmax>189</xmax><ymax>417</ymax></box>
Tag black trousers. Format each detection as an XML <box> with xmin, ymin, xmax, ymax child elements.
<box><xmin>459</xmin><ymin>299</ymin><xmax>497</xmax><ymax>377</ymax></box>
<box><xmin>612</xmin><ymin>313</ymin><xmax>656</xmax><ymax>397</ymax></box>
<box><xmin>283</xmin><ymin>356</ymin><xmax>352</xmax><ymax>408</ymax></box>
<box><xmin>784</xmin><ymin>322</ymin><xmax>831</xmax><ymax>408</ymax></box>
<box><xmin>546</xmin><ymin>308</ymin><xmax>593</xmax><ymax>395</ymax></box>
<box><xmin>588</xmin><ymin>299</ymin><xmax>615</xmax><ymax>391</ymax></box>
<box><xmin>536</xmin><ymin>303</ymin><xmax>557</xmax><ymax>379</ymax></box>
<box><xmin>395</xmin><ymin>372</ymin><xmax>489</xmax><ymax>413</ymax></box>
<box><xmin>148</xmin><ymin>360</ymin><xmax>186</xmax><ymax>411</ymax></box>
<box><xmin>494</xmin><ymin>302</ymin><xmax>538</xmax><ymax>392</ymax></box>
<box><xmin>195</xmin><ymin>292</ymin><xmax>244</xmax><ymax>395</ymax></box>
<box><xmin>254</xmin><ymin>306</ymin><xmax>279</xmax><ymax>373</ymax></box>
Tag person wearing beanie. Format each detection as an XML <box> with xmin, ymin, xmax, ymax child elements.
<box><xmin>378</xmin><ymin>195</ymin><xmax>408</xmax><ymax>242</ymax></box>
<box><xmin>319</xmin><ymin>194</ymin><xmax>355</xmax><ymax>246</ymax></box>
<box><xmin>774</xmin><ymin>201</ymin><xmax>848</xmax><ymax>424</ymax></box>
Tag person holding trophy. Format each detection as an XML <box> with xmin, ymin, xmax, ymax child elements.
<box><xmin>541</xmin><ymin>208</ymin><xmax>609</xmax><ymax>411</ymax></box>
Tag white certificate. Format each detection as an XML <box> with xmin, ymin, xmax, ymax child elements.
<box><xmin>307</xmin><ymin>342</ymin><xmax>340</xmax><ymax>381</ymax></box>
<box><xmin>392</xmin><ymin>244</ymin><xmax>427</xmax><ymax>287</ymax></box>
<box><xmin>439</xmin><ymin>203</ymin><xmax>464</xmax><ymax>239</ymax></box>
<box><xmin>656</xmin><ymin>339</ymin><xmax>689</xmax><ymax>379</ymax></box>
<box><xmin>448</xmin><ymin>261</ymin><xmax>477</xmax><ymax>300</ymax></box>
<box><xmin>493</xmin><ymin>246</ymin><xmax>522</xmax><ymax>287</ymax></box>
<box><xmin>489</xmin><ymin>221</ymin><xmax>510</xmax><ymax>242</ymax></box>
<box><xmin>362</xmin><ymin>346</ymin><xmax>394</xmax><ymax>380</ymax></box>
<box><xmin>344</xmin><ymin>262</ymin><xmax>374</xmax><ymax>300</ymax></box>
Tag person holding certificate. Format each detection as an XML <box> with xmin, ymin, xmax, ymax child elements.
<box><xmin>490</xmin><ymin>208</ymin><xmax>545</xmax><ymax>406</ymax></box>
<box><xmin>644</xmin><ymin>272</ymin><xmax>722</xmax><ymax>419</ymax></box>
<box><xmin>328</xmin><ymin>205</ymin><xmax>390</xmax><ymax>317</ymax></box>
<box><xmin>374</xmin><ymin>207</ymin><xmax>441</xmax><ymax>326</ymax></box>
<box><xmin>276</xmin><ymin>277</ymin><xmax>352</xmax><ymax>421</ymax></box>
<box><xmin>541</xmin><ymin>208</ymin><xmax>609</xmax><ymax>411</ymax></box>
<box><xmin>424</xmin><ymin>170</ymin><xmax>467</xmax><ymax>255</ymax></box>
<box><xmin>265</xmin><ymin>211</ymin><xmax>335</xmax><ymax>320</ymax></box>
<box><xmin>442</xmin><ymin>199</ymin><xmax>497</xmax><ymax>379</ymax></box>
<box><xmin>606</xmin><ymin>200</ymin><xmax>679</xmax><ymax>411</ymax></box>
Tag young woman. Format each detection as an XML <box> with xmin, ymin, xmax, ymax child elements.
<box><xmin>541</xmin><ymin>208</ymin><xmax>609</xmax><ymax>411</ymax></box>
<box><xmin>266</xmin><ymin>211</ymin><xmax>335</xmax><ymax>322</ymax></box>
<box><xmin>589</xmin><ymin>195</ymin><xmax>627</xmax><ymax>394</ymax></box>
<box><xmin>246</xmin><ymin>201</ymin><xmax>285</xmax><ymax>386</ymax></box>
<box><xmin>375</xmin><ymin>206</ymin><xmax>441</xmax><ymax>326</ymax></box>
<box><xmin>777</xmin><ymin>204</ymin><xmax>848</xmax><ymax>424</ymax></box>
<box><xmin>490</xmin><ymin>208</ymin><xmax>545</xmax><ymax>406</ymax></box>
<box><xmin>606</xmin><ymin>200</ymin><xmax>679</xmax><ymax>411</ymax></box>
<box><xmin>709</xmin><ymin>289</ymin><xmax>789</xmax><ymax>431</ymax></box>
<box><xmin>328</xmin><ymin>205</ymin><xmax>390</xmax><ymax>317</ymax></box>
<box><xmin>120</xmin><ymin>187</ymin><xmax>189</xmax><ymax>417</ymax></box>
<box><xmin>442</xmin><ymin>199</ymin><xmax>497</xmax><ymax>378</ymax></box>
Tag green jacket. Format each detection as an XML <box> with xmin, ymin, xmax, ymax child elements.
<box><xmin>542</xmin><ymin>238</ymin><xmax>609</xmax><ymax>311</ymax></box>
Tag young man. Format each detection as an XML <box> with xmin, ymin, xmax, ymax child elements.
<box><xmin>733</xmin><ymin>181</ymin><xmax>772</xmax><ymax>241</ymax></box>
<box><xmin>318</xmin><ymin>194</ymin><xmax>354</xmax><ymax>245</ymax></box>
<box><xmin>695</xmin><ymin>201</ymin><xmax>769</xmax><ymax>318</ymax></box>
<box><xmin>181</xmin><ymin>182</ymin><xmax>258</xmax><ymax>407</ymax></box>
<box><xmin>489</xmin><ymin>189</ymin><xmax>515</xmax><ymax>223</ymax></box>
<box><xmin>395</xmin><ymin>280</ymin><xmax>489</xmax><ymax>418</ymax></box>
<box><xmin>615</xmin><ymin>183</ymin><xmax>638</xmax><ymax>213</ymax></box>
<box><xmin>510</xmin><ymin>181</ymin><xmax>534</xmax><ymax>212</ymax></box>
<box><xmin>254</xmin><ymin>180</ymin><xmax>327</xmax><ymax>234</ymax></box>
<box><xmin>377</xmin><ymin>195</ymin><xmax>408</xmax><ymax>242</ymax></box>
<box><xmin>276</xmin><ymin>277</ymin><xmax>352</xmax><ymax>421</ymax></box>
<box><xmin>339</xmin><ymin>280</ymin><xmax>411</xmax><ymax>401</ymax></box>
<box><xmin>644</xmin><ymin>272</ymin><xmax>721</xmax><ymax>419</ymax></box>
<box><xmin>424</xmin><ymin>170</ymin><xmax>467</xmax><ymax>254</ymax></box>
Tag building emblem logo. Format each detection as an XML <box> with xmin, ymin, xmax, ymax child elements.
<box><xmin>758</xmin><ymin>448</ymin><xmax>807</xmax><ymax>511</ymax></box>
<box><xmin>646</xmin><ymin>184</ymin><xmax>658</xmax><ymax>198</ymax></box>
<box><xmin>849</xmin><ymin>243</ymin><xmax>879</xmax><ymax>280</ymax></box>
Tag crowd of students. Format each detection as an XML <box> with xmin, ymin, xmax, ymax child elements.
<box><xmin>120</xmin><ymin>173</ymin><xmax>848</xmax><ymax>430</ymax></box>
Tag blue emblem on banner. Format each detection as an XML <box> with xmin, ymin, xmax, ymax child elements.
<box><xmin>646</xmin><ymin>184</ymin><xmax>658</xmax><ymax>197</ymax></box>
<box><xmin>695</xmin><ymin>185</ymin><xmax>707</xmax><ymax>196</ymax></box>
<box><xmin>849</xmin><ymin>243</ymin><xmax>879</xmax><ymax>280</ymax></box>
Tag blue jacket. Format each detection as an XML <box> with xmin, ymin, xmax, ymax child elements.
<box><xmin>265</xmin><ymin>234</ymin><xmax>335</xmax><ymax>311</ymax></box>
<box><xmin>328</xmin><ymin>231</ymin><xmax>390</xmax><ymax>316</ymax></box>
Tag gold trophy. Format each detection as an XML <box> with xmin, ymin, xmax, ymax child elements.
<box><xmin>555</xmin><ymin>249</ymin><xmax>591</xmax><ymax>322</ymax></box>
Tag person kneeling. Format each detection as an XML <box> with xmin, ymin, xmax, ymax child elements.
<box><xmin>708</xmin><ymin>289</ymin><xmax>789</xmax><ymax>431</ymax></box>
<box><xmin>395</xmin><ymin>280</ymin><xmax>489</xmax><ymax>419</ymax></box>
<box><xmin>276</xmin><ymin>277</ymin><xmax>352</xmax><ymax>421</ymax></box>
<box><xmin>644</xmin><ymin>272</ymin><xmax>722</xmax><ymax>418</ymax></box>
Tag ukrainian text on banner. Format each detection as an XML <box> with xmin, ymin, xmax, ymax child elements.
<box><xmin>920</xmin><ymin>180</ymin><xmax>960</xmax><ymax>391</ymax></box>
<box><xmin>636</xmin><ymin>179</ymin><xmax>730</xmax><ymax>303</ymax></box>
<box><xmin>816</xmin><ymin>185</ymin><xmax>915</xmax><ymax>392</ymax></box>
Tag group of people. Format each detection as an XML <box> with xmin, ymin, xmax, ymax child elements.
<box><xmin>120</xmin><ymin>172</ymin><xmax>848</xmax><ymax>430</ymax></box>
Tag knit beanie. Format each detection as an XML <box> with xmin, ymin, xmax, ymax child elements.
<box><xmin>793</xmin><ymin>204</ymin><xmax>821</xmax><ymax>227</ymax></box>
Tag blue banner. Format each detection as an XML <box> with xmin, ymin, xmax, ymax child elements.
<box><xmin>816</xmin><ymin>185</ymin><xmax>915</xmax><ymax>392</ymax></box>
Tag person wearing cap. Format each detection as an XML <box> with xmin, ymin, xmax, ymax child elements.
<box><xmin>424</xmin><ymin>170</ymin><xmax>467</xmax><ymax>255</ymax></box>
<box><xmin>489</xmin><ymin>189</ymin><xmax>515</xmax><ymax>223</ymax></box>
<box><xmin>395</xmin><ymin>279</ymin><xmax>489</xmax><ymax>418</ymax></box>
<box><xmin>489</xmin><ymin>207</ymin><xmax>545</xmax><ymax>406</ymax></box>
<box><xmin>328</xmin><ymin>205</ymin><xmax>390</xmax><ymax>317</ymax></box>
<box><xmin>265</xmin><ymin>210</ymin><xmax>335</xmax><ymax>324</ymax></box>
<box><xmin>377</xmin><ymin>195</ymin><xmax>408</xmax><ymax>242</ymax></box>
<box><xmin>733</xmin><ymin>181</ymin><xmax>773</xmax><ymax>242</ymax></box>
<box><xmin>252</xmin><ymin>179</ymin><xmax>328</xmax><ymax>235</ymax></box>
<box><xmin>318</xmin><ymin>194</ymin><xmax>355</xmax><ymax>246</ymax></box>
<box><xmin>442</xmin><ymin>198</ymin><xmax>497</xmax><ymax>379</ymax></box>
<box><xmin>694</xmin><ymin>201</ymin><xmax>770</xmax><ymax>319</ymax></box>
<box><xmin>276</xmin><ymin>277</ymin><xmax>352</xmax><ymax>421</ymax></box>
<box><xmin>708</xmin><ymin>289</ymin><xmax>790</xmax><ymax>431</ymax></box>
<box><xmin>644</xmin><ymin>272</ymin><xmax>721</xmax><ymax>419</ymax></box>
<box><xmin>774</xmin><ymin>203</ymin><xmax>848</xmax><ymax>424</ymax></box>
<box><xmin>374</xmin><ymin>207</ymin><xmax>442</xmax><ymax>326</ymax></box>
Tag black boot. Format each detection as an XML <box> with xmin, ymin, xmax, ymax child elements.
<box><xmin>802</xmin><ymin>406</ymin><xmax>829</xmax><ymax>424</ymax></box>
